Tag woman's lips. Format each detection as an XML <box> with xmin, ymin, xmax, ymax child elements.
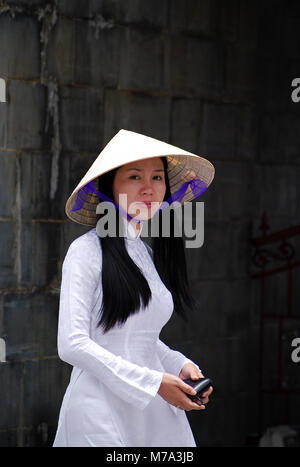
<box><xmin>137</xmin><ymin>202</ymin><xmax>152</xmax><ymax>208</ymax></box>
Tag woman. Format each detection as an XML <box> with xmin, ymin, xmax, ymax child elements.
<box><xmin>53</xmin><ymin>130</ymin><xmax>215</xmax><ymax>447</ymax></box>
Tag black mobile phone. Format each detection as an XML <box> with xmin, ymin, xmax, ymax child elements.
<box><xmin>183</xmin><ymin>377</ymin><xmax>212</xmax><ymax>403</ymax></box>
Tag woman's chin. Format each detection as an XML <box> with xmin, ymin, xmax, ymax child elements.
<box><xmin>128</xmin><ymin>202</ymin><xmax>162</xmax><ymax>221</ymax></box>
<box><xmin>129</xmin><ymin>206</ymin><xmax>162</xmax><ymax>221</ymax></box>
<box><xmin>128</xmin><ymin>211</ymin><xmax>151</xmax><ymax>222</ymax></box>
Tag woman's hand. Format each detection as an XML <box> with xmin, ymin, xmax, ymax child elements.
<box><xmin>157</xmin><ymin>372</ymin><xmax>207</xmax><ymax>411</ymax></box>
<box><xmin>178</xmin><ymin>362</ymin><xmax>213</xmax><ymax>408</ymax></box>
<box><xmin>179</xmin><ymin>362</ymin><xmax>203</xmax><ymax>380</ymax></box>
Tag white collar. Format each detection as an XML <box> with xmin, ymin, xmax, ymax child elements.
<box><xmin>120</xmin><ymin>213</ymin><xmax>144</xmax><ymax>241</ymax></box>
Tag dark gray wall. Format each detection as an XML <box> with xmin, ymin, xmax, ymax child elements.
<box><xmin>0</xmin><ymin>0</ymin><xmax>300</xmax><ymax>447</ymax></box>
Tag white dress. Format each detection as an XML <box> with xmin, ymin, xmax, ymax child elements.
<box><xmin>53</xmin><ymin>216</ymin><xmax>199</xmax><ymax>447</ymax></box>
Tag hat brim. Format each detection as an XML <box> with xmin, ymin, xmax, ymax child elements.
<box><xmin>65</xmin><ymin>153</ymin><xmax>214</xmax><ymax>226</ymax></box>
<box><xmin>65</xmin><ymin>130</ymin><xmax>215</xmax><ymax>226</ymax></box>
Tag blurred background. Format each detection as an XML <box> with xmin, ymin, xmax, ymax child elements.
<box><xmin>0</xmin><ymin>0</ymin><xmax>300</xmax><ymax>447</ymax></box>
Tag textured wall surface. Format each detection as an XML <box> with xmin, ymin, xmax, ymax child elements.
<box><xmin>0</xmin><ymin>0</ymin><xmax>300</xmax><ymax>447</ymax></box>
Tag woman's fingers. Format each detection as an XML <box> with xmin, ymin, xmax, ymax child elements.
<box><xmin>201</xmin><ymin>385</ymin><xmax>213</xmax><ymax>398</ymax></box>
<box><xmin>158</xmin><ymin>373</ymin><xmax>212</xmax><ymax>412</ymax></box>
<box><xmin>181</xmin><ymin>398</ymin><xmax>206</xmax><ymax>411</ymax></box>
<box><xmin>179</xmin><ymin>379</ymin><xmax>197</xmax><ymax>396</ymax></box>
<box><xmin>194</xmin><ymin>385</ymin><xmax>213</xmax><ymax>406</ymax></box>
<box><xmin>191</xmin><ymin>370</ymin><xmax>204</xmax><ymax>380</ymax></box>
<box><xmin>178</xmin><ymin>378</ymin><xmax>214</xmax><ymax>411</ymax></box>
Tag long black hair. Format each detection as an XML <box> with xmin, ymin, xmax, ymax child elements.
<box><xmin>95</xmin><ymin>157</ymin><xmax>197</xmax><ymax>332</ymax></box>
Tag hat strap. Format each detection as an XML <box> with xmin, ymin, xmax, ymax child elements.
<box><xmin>70</xmin><ymin>177</ymin><xmax>208</xmax><ymax>222</ymax></box>
<box><xmin>167</xmin><ymin>177</ymin><xmax>208</xmax><ymax>204</ymax></box>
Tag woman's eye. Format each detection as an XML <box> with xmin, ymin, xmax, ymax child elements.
<box><xmin>129</xmin><ymin>175</ymin><xmax>164</xmax><ymax>181</ymax></box>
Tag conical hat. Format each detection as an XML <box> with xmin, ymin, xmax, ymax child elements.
<box><xmin>65</xmin><ymin>129</ymin><xmax>215</xmax><ymax>226</ymax></box>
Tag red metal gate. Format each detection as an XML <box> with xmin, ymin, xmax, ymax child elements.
<box><xmin>251</xmin><ymin>212</ymin><xmax>300</xmax><ymax>437</ymax></box>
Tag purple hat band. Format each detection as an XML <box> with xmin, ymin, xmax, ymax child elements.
<box><xmin>70</xmin><ymin>177</ymin><xmax>208</xmax><ymax>223</ymax></box>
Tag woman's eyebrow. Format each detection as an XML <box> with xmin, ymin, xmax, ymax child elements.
<box><xmin>126</xmin><ymin>168</ymin><xmax>164</xmax><ymax>172</ymax></box>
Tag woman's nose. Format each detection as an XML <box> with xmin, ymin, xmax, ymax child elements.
<box><xmin>140</xmin><ymin>180</ymin><xmax>154</xmax><ymax>195</ymax></box>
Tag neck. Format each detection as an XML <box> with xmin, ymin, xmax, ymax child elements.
<box><xmin>119</xmin><ymin>212</ymin><xmax>143</xmax><ymax>240</ymax></box>
<box><xmin>128</xmin><ymin>218</ymin><xmax>142</xmax><ymax>237</ymax></box>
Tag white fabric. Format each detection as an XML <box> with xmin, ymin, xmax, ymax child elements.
<box><xmin>53</xmin><ymin>216</ymin><xmax>199</xmax><ymax>447</ymax></box>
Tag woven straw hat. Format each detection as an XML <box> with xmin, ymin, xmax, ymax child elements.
<box><xmin>65</xmin><ymin>129</ymin><xmax>215</xmax><ymax>226</ymax></box>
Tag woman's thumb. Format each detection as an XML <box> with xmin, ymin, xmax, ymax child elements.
<box><xmin>180</xmin><ymin>379</ymin><xmax>196</xmax><ymax>396</ymax></box>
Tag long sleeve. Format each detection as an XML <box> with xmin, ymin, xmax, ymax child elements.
<box><xmin>156</xmin><ymin>339</ymin><xmax>201</xmax><ymax>376</ymax></box>
<box><xmin>143</xmin><ymin>243</ymin><xmax>201</xmax><ymax>377</ymax></box>
<box><xmin>57</xmin><ymin>239</ymin><xmax>163</xmax><ymax>411</ymax></box>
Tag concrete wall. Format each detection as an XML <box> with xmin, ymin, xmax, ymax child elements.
<box><xmin>0</xmin><ymin>0</ymin><xmax>300</xmax><ymax>446</ymax></box>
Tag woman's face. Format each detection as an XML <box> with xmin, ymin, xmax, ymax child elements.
<box><xmin>112</xmin><ymin>157</ymin><xmax>166</xmax><ymax>221</ymax></box>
